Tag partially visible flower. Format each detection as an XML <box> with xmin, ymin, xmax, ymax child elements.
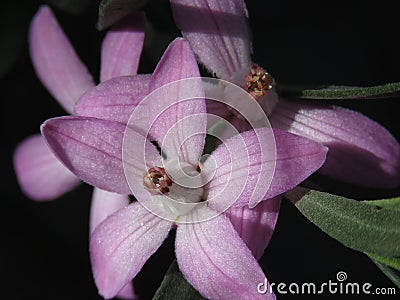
<box><xmin>13</xmin><ymin>6</ymin><xmax>146</xmax><ymax>299</ymax></box>
<box><xmin>41</xmin><ymin>38</ymin><xmax>327</xmax><ymax>299</ymax></box>
<box><xmin>170</xmin><ymin>0</ymin><xmax>400</xmax><ymax>188</ymax></box>
<box><xmin>13</xmin><ymin>6</ymin><xmax>146</xmax><ymax>200</ymax></box>
<box><xmin>13</xmin><ymin>6</ymin><xmax>94</xmax><ymax>201</ymax></box>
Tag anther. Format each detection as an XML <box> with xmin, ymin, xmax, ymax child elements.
<box><xmin>143</xmin><ymin>167</ymin><xmax>173</xmax><ymax>195</ymax></box>
<box><xmin>244</xmin><ymin>64</ymin><xmax>274</xmax><ymax>99</ymax></box>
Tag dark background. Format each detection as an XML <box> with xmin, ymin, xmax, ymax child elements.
<box><xmin>2</xmin><ymin>0</ymin><xmax>400</xmax><ymax>299</ymax></box>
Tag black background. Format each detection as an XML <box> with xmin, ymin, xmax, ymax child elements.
<box><xmin>2</xmin><ymin>0</ymin><xmax>400</xmax><ymax>299</ymax></box>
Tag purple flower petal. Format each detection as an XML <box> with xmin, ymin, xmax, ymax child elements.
<box><xmin>270</xmin><ymin>99</ymin><xmax>400</xmax><ymax>188</ymax></box>
<box><xmin>13</xmin><ymin>134</ymin><xmax>80</xmax><ymax>201</ymax></box>
<box><xmin>29</xmin><ymin>6</ymin><xmax>94</xmax><ymax>113</ymax></box>
<box><xmin>90</xmin><ymin>188</ymin><xmax>130</xmax><ymax>234</ymax></box>
<box><xmin>42</xmin><ymin>116</ymin><xmax>162</xmax><ymax>199</ymax></box>
<box><xmin>264</xmin><ymin>129</ymin><xmax>328</xmax><ymax>204</ymax></box>
<box><xmin>226</xmin><ymin>196</ymin><xmax>281</xmax><ymax>260</ymax></box>
<box><xmin>75</xmin><ymin>75</ymin><xmax>151</xmax><ymax>123</ymax></box>
<box><xmin>90</xmin><ymin>202</ymin><xmax>171</xmax><ymax>299</ymax></box>
<box><xmin>150</xmin><ymin>38</ymin><xmax>202</xmax><ymax>90</ymax></box>
<box><xmin>138</xmin><ymin>38</ymin><xmax>206</xmax><ymax>165</ymax></box>
<box><xmin>176</xmin><ymin>206</ymin><xmax>275</xmax><ymax>299</ymax></box>
<box><xmin>170</xmin><ymin>0</ymin><xmax>251</xmax><ymax>80</ymax></box>
<box><xmin>90</xmin><ymin>191</ymin><xmax>136</xmax><ymax>300</ymax></box>
<box><xmin>100</xmin><ymin>13</ymin><xmax>146</xmax><ymax>82</ymax></box>
<box><xmin>203</xmin><ymin>128</ymin><xmax>273</xmax><ymax>210</ymax></box>
<box><xmin>41</xmin><ymin>116</ymin><xmax>130</xmax><ymax>194</ymax></box>
<box><xmin>203</xmin><ymin>128</ymin><xmax>327</xmax><ymax>210</ymax></box>
<box><xmin>116</xmin><ymin>283</ymin><xmax>136</xmax><ymax>300</ymax></box>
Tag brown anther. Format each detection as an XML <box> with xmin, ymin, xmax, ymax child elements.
<box><xmin>244</xmin><ymin>64</ymin><xmax>274</xmax><ymax>99</ymax></box>
<box><xmin>196</xmin><ymin>163</ymin><xmax>202</xmax><ymax>173</ymax></box>
<box><xmin>143</xmin><ymin>167</ymin><xmax>173</xmax><ymax>195</ymax></box>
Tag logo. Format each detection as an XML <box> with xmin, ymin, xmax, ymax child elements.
<box><xmin>258</xmin><ymin>271</ymin><xmax>397</xmax><ymax>296</ymax></box>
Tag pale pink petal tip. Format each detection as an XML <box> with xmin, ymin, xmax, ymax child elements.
<box><xmin>204</xmin><ymin>128</ymin><xmax>327</xmax><ymax>210</ymax></box>
<box><xmin>90</xmin><ymin>202</ymin><xmax>171</xmax><ymax>299</ymax></box>
<box><xmin>100</xmin><ymin>12</ymin><xmax>146</xmax><ymax>82</ymax></box>
<box><xmin>142</xmin><ymin>38</ymin><xmax>206</xmax><ymax>165</ymax></box>
<box><xmin>263</xmin><ymin>129</ymin><xmax>328</xmax><ymax>203</ymax></box>
<box><xmin>13</xmin><ymin>134</ymin><xmax>80</xmax><ymax>201</ymax></box>
<box><xmin>151</xmin><ymin>38</ymin><xmax>202</xmax><ymax>89</ymax></box>
<box><xmin>271</xmin><ymin>100</ymin><xmax>400</xmax><ymax>188</ymax></box>
<box><xmin>41</xmin><ymin>116</ymin><xmax>131</xmax><ymax>195</ymax></box>
<box><xmin>170</xmin><ymin>0</ymin><xmax>251</xmax><ymax>79</ymax></box>
<box><xmin>30</xmin><ymin>5</ymin><xmax>94</xmax><ymax>113</ymax></box>
<box><xmin>176</xmin><ymin>206</ymin><xmax>275</xmax><ymax>299</ymax></box>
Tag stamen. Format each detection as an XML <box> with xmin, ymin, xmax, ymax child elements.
<box><xmin>244</xmin><ymin>64</ymin><xmax>274</xmax><ymax>99</ymax></box>
<box><xmin>143</xmin><ymin>167</ymin><xmax>173</xmax><ymax>195</ymax></box>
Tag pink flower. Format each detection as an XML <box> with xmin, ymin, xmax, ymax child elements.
<box><xmin>41</xmin><ymin>38</ymin><xmax>327</xmax><ymax>299</ymax></box>
<box><xmin>13</xmin><ymin>6</ymin><xmax>94</xmax><ymax>201</ymax></box>
<box><xmin>13</xmin><ymin>6</ymin><xmax>147</xmax><ymax>298</ymax></box>
<box><xmin>170</xmin><ymin>0</ymin><xmax>400</xmax><ymax>188</ymax></box>
<box><xmin>13</xmin><ymin>5</ymin><xmax>146</xmax><ymax>200</ymax></box>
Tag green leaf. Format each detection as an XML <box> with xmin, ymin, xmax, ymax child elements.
<box><xmin>365</xmin><ymin>197</ymin><xmax>400</xmax><ymax>212</ymax></box>
<box><xmin>295</xmin><ymin>190</ymin><xmax>400</xmax><ymax>257</ymax></box>
<box><xmin>97</xmin><ymin>0</ymin><xmax>148</xmax><ymax>30</ymax></box>
<box><xmin>153</xmin><ymin>260</ymin><xmax>205</xmax><ymax>300</ymax></box>
<box><xmin>278</xmin><ymin>82</ymin><xmax>400</xmax><ymax>100</ymax></box>
<box><xmin>370</xmin><ymin>259</ymin><xmax>400</xmax><ymax>289</ymax></box>
<box><xmin>45</xmin><ymin>0</ymin><xmax>93</xmax><ymax>15</ymax></box>
<box><xmin>365</xmin><ymin>252</ymin><xmax>400</xmax><ymax>271</ymax></box>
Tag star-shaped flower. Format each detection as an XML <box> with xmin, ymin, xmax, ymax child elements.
<box><xmin>41</xmin><ymin>38</ymin><xmax>327</xmax><ymax>299</ymax></box>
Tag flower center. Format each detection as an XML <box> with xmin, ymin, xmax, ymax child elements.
<box><xmin>244</xmin><ymin>64</ymin><xmax>274</xmax><ymax>99</ymax></box>
<box><xmin>142</xmin><ymin>161</ymin><xmax>206</xmax><ymax>221</ymax></box>
<box><xmin>143</xmin><ymin>167</ymin><xmax>173</xmax><ymax>195</ymax></box>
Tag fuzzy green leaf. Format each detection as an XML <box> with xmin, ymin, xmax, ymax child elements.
<box><xmin>366</xmin><ymin>198</ymin><xmax>400</xmax><ymax>212</ymax></box>
<box><xmin>97</xmin><ymin>0</ymin><xmax>148</xmax><ymax>30</ymax></box>
<box><xmin>371</xmin><ymin>259</ymin><xmax>400</xmax><ymax>289</ymax></box>
<box><xmin>295</xmin><ymin>191</ymin><xmax>400</xmax><ymax>257</ymax></box>
<box><xmin>366</xmin><ymin>252</ymin><xmax>400</xmax><ymax>271</ymax></box>
<box><xmin>152</xmin><ymin>260</ymin><xmax>205</xmax><ymax>300</ymax></box>
<box><xmin>278</xmin><ymin>82</ymin><xmax>400</xmax><ymax>100</ymax></box>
